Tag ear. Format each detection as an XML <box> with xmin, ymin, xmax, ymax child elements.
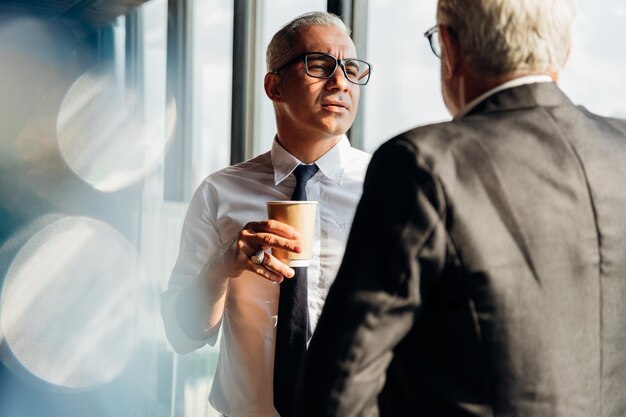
<box><xmin>264</xmin><ymin>72</ymin><xmax>283</xmax><ymax>103</ymax></box>
<box><xmin>439</xmin><ymin>25</ymin><xmax>463</xmax><ymax>80</ymax></box>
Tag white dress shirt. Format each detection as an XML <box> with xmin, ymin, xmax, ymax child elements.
<box><xmin>162</xmin><ymin>136</ymin><xmax>370</xmax><ymax>417</ymax></box>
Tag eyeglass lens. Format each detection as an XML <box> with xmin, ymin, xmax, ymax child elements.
<box><xmin>426</xmin><ymin>27</ymin><xmax>441</xmax><ymax>58</ymax></box>
<box><xmin>305</xmin><ymin>53</ymin><xmax>371</xmax><ymax>85</ymax></box>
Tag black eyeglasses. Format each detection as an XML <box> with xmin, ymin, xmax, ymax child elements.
<box><xmin>273</xmin><ymin>52</ymin><xmax>372</xmax><ymax>85</ymax></box>
<box><xmin>424</xmin><ymin>25</ymin><xmax>441</xmax><ymax>58</ymax></box>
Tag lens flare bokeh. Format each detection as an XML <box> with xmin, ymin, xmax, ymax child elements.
<box><xmin>56</xmin><ymin>64</ymin><xmax>177</xmax><ymax>192</ymax></box>
<box><xmin>0</xmin><ymin>216</ymin><xmax>146</xmax><ymax>391</ymax></box>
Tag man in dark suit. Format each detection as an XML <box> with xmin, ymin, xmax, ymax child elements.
<box><xmin>297</xmin><ymin>0</ymin><xmax>626</xmax><ymax>416</ymax></box>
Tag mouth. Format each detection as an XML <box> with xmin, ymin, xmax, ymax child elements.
<box><xmin>321</xmin><ymin>100</ymin><xmax>349</xmax><ymax>112</ymax></box>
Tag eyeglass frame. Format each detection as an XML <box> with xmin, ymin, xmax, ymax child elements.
<box><xmin>424</xmin><ymin>25</ymin><xmax>441</xmax><ymax>58</ymax></box>
<box><xmin>272</xmin><ymin>52</ymin><xmax>372</xmax><ymax>85</ymax></box>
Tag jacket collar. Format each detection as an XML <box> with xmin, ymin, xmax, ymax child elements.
<box><xmin>465</xmin><ymin>82</ymin><xmax>574</xmax><ymax>117</ymax></box>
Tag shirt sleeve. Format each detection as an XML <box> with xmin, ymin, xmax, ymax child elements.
<box><xmin>296</xmin><ymin>138</ymin><xmax>448</xmax><ymax>416</ymax></box>
<box><xmin>161</xmin><ymin>181</ymin><xmax>226</xmax><ymax>353</ymax></box>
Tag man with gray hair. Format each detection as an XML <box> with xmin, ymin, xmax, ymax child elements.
<box><xmin>299</xmin><ymin>0</ymin><xmax>626</xmax><ymax>416</ymax></box>
<box><xmin>161</xmin><ymin>11</ymin><xmax>371</xmax><ymax>417</ymax></box>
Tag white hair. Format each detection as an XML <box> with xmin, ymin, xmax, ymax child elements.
<box><xmin>437</xmin><ymin>0</ymin><xmax>577</xmax><ymax>75</ymax></box>
<box><xmin>266</xmin><ymin>11</ymin><xmax>350</xmax><ymax>72</ymax></box>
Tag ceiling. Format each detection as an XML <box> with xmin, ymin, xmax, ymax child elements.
<box><xmin>0</xmin><ymin>0</ymin><xmax>152</xmax><ymax>29</ymax></box>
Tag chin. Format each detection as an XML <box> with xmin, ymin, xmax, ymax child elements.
<box><xmin>322</xmin><ymin>124</ymin><xmax>350</xmax><ymax>137</ymax></box>
<box><xmin>319</xmin><ymin>118</ymin><xmax>354</xmax><ymax>136</ymax></box>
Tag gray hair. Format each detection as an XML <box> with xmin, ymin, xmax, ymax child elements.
<box><xmin>266</xmin><ymin>11</ymin><xmax>350</xmax><ymax>72</ymax></box>
<box><xmin>437</xmin><ymin>0</ymin><xmax>577</xmax><ymax>75</ymax></box>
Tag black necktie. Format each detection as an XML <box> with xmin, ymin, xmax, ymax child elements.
<box><xmin>273</xmin><ymin>164</ymin><xmax>318</xmax><ymax>417</ymax></box>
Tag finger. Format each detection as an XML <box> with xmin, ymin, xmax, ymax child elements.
<box><xmin>246</xmin><ymin>257</ymin><xmax>285</xmax><ymax>283</ymax></box>
<box><xmin>245</xmin><ymin>220</ymin><xmax>300</xmax><ymax>239</ymax></box>
<box><xmin>260</xmin><ymin>251</ymin><xmax>295</xmax><ymax>279</ymax></box>
<box><xmin>234</xmin><ymin>236</ymin><xmax>259</xmax><ymax>260</ymax></box>
<box><xmin>238</xmin><ymin>225</ymin><xmax>293</xmax><ymax>252</ymax></box>
<box><xmin>231</xmin><ymin>238</ymin><xmax>281</xmax><ymax>282</ymax></box>
<box><xmin>239</xmin><ymin>227</ymin><xmax>301</xmax><ymax>252</ymax></box>
<box><xmin>235</xmin><ymin>224</ymin><xmax>297</xmax><ymax>283</ymax></box>
<box><xmin>242</xmin><ymin>231</ymin><xmax>302</xmax><ymax>253</ymax></box>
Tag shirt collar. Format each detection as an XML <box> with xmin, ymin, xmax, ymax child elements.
<box><xmin>455</xmin><ymin>75</ymin><xmax>553</xmax><ymax>119</ymax></box>
<box><xmin>271</xmin><ymin>135</ymin><xmax>350</xmax><ymax>185</ymax></box>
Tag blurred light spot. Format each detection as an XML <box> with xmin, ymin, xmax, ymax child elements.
<box><xmin>57</xmin><ymin>64</ymin><xmax>177</xmax><ymax>192</ymax></box>
<box><xmin>0</xmin><ymin>217</ymin><xmax>146</xmax><ymax>390</ymax></box>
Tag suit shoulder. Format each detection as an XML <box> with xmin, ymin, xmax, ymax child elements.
<box><xmin>606</xmin><ymin>117</ymin><xmax>626</xmax><ymax>138</ymax></box>
<box><xmin>579</xmin><ymin>107</ymin><xmax>626</xmax><ymax>137</ymax></box>
<box><xmin>391</xmin><ymin>120</ymin><xmax>470</xmax><ymax>152</ymax></box>
<box><xmin>376</xmin><ymin>120</ymin><xmax>468</xmax><ymax>170</ymax></box>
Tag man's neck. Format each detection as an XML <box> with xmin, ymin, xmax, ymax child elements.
<box><xmin>455</xmin><ymin>70</ymin><xmax>556</xmax><ymax>118</ymax></box>
<box><xmin>275</xmin><ymin>132</ymin><xmax>343</xmax><ymax>164</ymax></box>
<box><xmin>463</xmin><ymin>72</ymin><xmax>522</xmax><ymax>105</ymax></box>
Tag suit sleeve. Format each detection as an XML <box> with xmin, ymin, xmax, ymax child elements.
<box><xmin>296</xmin><ymin>138</ymin><xmax>448</xmax><ymax>417</ymax></box>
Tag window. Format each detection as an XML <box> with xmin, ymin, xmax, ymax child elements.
<box><xmin>363</xmin><ymin>0</ymin><xmax>448</xmax><ymax>153</ymax></box>
<box><xmin>560</xmin><ymin>0</ymin><xmax>626</xmax><ymax>119</ymax></box>
<box><xmin>191</xmin><ymin>0</ymin><xmax>234</xmax><ymax>188</ymax></box>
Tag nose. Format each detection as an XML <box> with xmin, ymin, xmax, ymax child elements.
<box><xmin>326</xmin><ymin>63</ymin><xmax>350</xmax><ymax>91</ymax></box>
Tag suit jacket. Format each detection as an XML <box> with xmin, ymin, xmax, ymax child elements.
<box><xmin>297</xmin><ymin>83</ymin><xmax>626</xmax><ymax>417</ymax></box>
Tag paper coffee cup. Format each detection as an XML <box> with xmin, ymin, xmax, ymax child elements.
<box><xmin>266</xmin><ymin>201</ymin><xmax>317</xmax><ymax>267</ymax></box>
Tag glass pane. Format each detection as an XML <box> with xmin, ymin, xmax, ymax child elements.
<box><xmin>135</xmin><ymin>1</ymin><xmax>184</xmax><ymax>416</ymax></box>
<box><xmin>154</xmin><ymin>2</ymin><xmax>234</xmax><ymax>417</ymax></box>
<box><xmin>192</xmin><ymin>0</ymin><xmax>234</xmax><ymax>189</ymax></box>
<box><xmin>363</xmin><ymin>0</ymin><xmax>449</xmax><ymax>153</ymax></box>
<box><xmin>0</xmin><ymin>1</ymin><xmax>170</xmax><ymax>416</ymax></box>
<box><xmin>560</xmin><ymin>0</ymin><xmax>626</xmax><ymax>118</ymax></box>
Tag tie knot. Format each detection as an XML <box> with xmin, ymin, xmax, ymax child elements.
<box><xmin>293</xmin><ymin>164</ymin><xmax>318</xmax><ymax>184</ymax></box>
